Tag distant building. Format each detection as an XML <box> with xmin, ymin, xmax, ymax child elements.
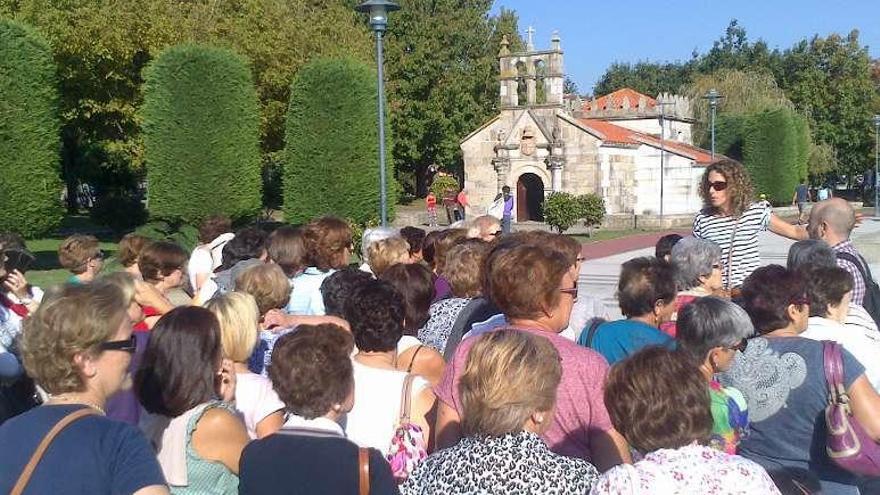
<box><xmin>461</xmin><ymin>31</ymin><xmax>715</xmax><ymax>221</ymax></box>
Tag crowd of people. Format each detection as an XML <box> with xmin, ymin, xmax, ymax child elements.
<box><xmin>1</xmin><ymin>158</ymin><xmax>879</xmax><ymax>494</ymax></box>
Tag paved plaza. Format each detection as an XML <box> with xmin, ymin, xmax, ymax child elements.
<box><xmin>580</xmin><ymin>217</ymin><xmax>880</xmax><ymax>320</ymax></box>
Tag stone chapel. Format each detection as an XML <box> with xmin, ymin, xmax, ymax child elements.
<box><xmin>460</xmin><ymin>31</ymin><xmax>716</xmax><ymax>222</ymax></box>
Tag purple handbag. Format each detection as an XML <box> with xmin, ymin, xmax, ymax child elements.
<box><xmin>822</xmin><ymin>340</ymin><xmax>880</xmax><ymax>476</ymax></box>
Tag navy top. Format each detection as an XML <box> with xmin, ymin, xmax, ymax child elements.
<box><xmin>583</xmin><ymin>319</ymin><xmax>674</xmax><ymax>365</ymax></box>
<box><xmin>239</xmin><ymin>429</ymin><xmax>399</xmax><ymax>495</ymax></box>
<box><xmin>0</xmin><ymin>404</ymin><xmax>166</xmax><ymax>494</ymax></box>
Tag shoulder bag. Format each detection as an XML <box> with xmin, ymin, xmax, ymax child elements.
<box><xmin>358</xmin><ymin>447</ymin><xmax>370</xmax><ymax>495</ymax></box>
<box><xmin>822</xmin><ymin>340</ymin><xmax>880</xmax><ymax>476</ymax></box>
<box><xmin>386</xmin><ymin>374</ymin><xmax>427</xmax><ymax>482</ymax></box>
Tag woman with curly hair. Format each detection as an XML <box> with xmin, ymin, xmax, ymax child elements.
<box><xmin>693</xmin><ymin>159</ymin><xmax>807</xmax><ymax>291</ymax></box>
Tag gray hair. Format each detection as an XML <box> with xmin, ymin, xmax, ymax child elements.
<box><xmin>787</xmin><ymin>239</ymin><xmax>836</xmax><ymax>272</ymax></box>
<box><xmin>670</xmin><ymin>237</ymin><xmax>721</xmax><ymax>290</ymax></box>
<box><xmin>360</xmin><ymin>227</ymin><xmax>398</xmax><ymax>260</ymax></box>
<box><xmin>677</xmin><ymin>296</ymin><xmax>754</xmax><ymax>362</ymax></box>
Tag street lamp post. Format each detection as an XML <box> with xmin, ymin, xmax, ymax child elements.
<box><xmin>873</xmin><ymin>114</ymin><xmax>880</xmax><ymax>217</ymax></box>
<box><xmin>703</xmin><ymin>88</ymin><xmax>724</xmax><ymax>159</ymax></box>
<box><xmin>657</xmin><ymin>101</ymin><xmax>674</xmax><ymax>217</ymax></box>
<box><xmin>356</xmin><ymin>0</ymin><xmax>400</xmax><ymax>227</ymax></box>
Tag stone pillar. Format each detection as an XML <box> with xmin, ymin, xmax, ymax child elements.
<box><xmin>498</xmin><ymin>36</ymin><xmax>517</xmax><ymax>108</ymax></box>
<box><xmin>545</xmin><ymin>31</ymin><xmax>564</xmax><ymax>105</ymax></box>
<box><xmin>492</xmin><ymin>156</ymin><xmax>510</xmax><ymax>193</ymax></box>
<box><xmin>526</xmin><ymin>62</ymin><xmax>537</xmax><ymax>105</ymax></box>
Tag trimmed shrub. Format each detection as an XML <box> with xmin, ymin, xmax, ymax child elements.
<box><xmin>283</xmin><ymin>57</ymin><xmax>397</xmax><ymax>224</ymax></box>
<box><xmin>577</xmin><ymin>193</ymin><xmax>606</xmax><ymax>231</ymax></box>
<box><xmin>543</xmin><ymin>192</ymin><xmax>581</xmax><ymax>233</ymax></box>
<box><xmin>743</xmin><ymin>108</ymin><xmax>806</xmax><ymax>204</ymax></box>
<box><xmin>0</xmin><ymin>20</ymin><xmax>63</xmax><ymax>237</ymax></box>
<box><xmin>429</xmin><ymin>175</ymin><xmax>459</xmax><ymax>198</ymax></box>
<box><xmin>142</xmin><ymin>43</ymin><xmax>262</xmax><ymax>225</ymax></box>
<box><xmin>714</xmin><ymin>114</ymin><xmax>749</xmax><ymax>163</ymax></box>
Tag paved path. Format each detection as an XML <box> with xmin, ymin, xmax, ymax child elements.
<box><xmin>580</xmin><ymin>217</ymin><xmax>880</xmax><ymax>320</ymax></box>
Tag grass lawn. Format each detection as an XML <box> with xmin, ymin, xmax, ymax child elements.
<box><xmin>20</xmin><ymin>215</ymin><xmax>122</xmax><ymax>289</ymax></box>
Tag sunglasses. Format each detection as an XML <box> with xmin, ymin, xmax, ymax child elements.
<box><xmin>709</xmin><ymin>181</ymin><xmax>728</xmax><ymax>192</ymax></box>
<box><xmin>98</xmin><ymin>335</ymin><xmax>137</xmax><ymax>354</ymax></box>
<box><xmin>559</xmin><ymin>284</ymin><xmax>579</xmax><ymax>299</ymax></box>
<box><xmin>729</xmin><ymin>339</ymin><xmax>748</xmax><ymax>353</ymax></box>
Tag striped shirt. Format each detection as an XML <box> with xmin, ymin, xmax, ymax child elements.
<box><xmin>833</xmin><ymin>240</ymin><xmax>867</xmax><ymax>307</ymax></box>
<box><xmin>693</xmin><ymin>203</ymin><xmax>771</xmax><ymax>289</ymax></box>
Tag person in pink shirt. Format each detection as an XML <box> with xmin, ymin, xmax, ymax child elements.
<box><xmin>434</xmin><ymin>236</ymin><xmax>631</xmax><ymax>471</ymax></box>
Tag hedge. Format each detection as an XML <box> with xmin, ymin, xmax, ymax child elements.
<box><xmin>743</xmin><ymin>108</ymin><xmax>808</xmax><ymax>204</ymax></box>
<box><xmin>0</xmin><ymin>20</ymin><xmax>63</xmax><ymax>237</ymax></box>
<box><xmin>283</xmin><ymin>57</ymin><xmax>396</xmax><ymax>224</ymax></box>
<box><xmin>142</xmin><ymin>43</ymin><xmax>262</xmax><ymax>225</ymax></box>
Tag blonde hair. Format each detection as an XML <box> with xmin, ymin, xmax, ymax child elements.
<box><xmin>366</xmin><ymin>237</ymin><xmax>410</xmax><ymax>277</ymax></box>
<box><xmin>205</xmin><ymin>292</ymin><xmax>260</xmax><ymax>362</ymax></box>
<box><xmin>459</xmin><ymin>329</ymin><xmax>561</xmax><ymax>436</ymax></box>
<box><xmin>21</xmin><ymin>283</ymin><xmax>128</xmax><ymax>394</ymax></box>
<box><xmin>58</xmin><ymin>234</ymin><xmax>100</xmax><ymax>274</ymax></box>
<box><xmin>235</xmin><ymin>263</ymin><xmax>291</xmax><ymax>315</ymax></box>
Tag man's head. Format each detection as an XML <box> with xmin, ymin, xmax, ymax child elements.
<box><xmin>808</xmin><ymin>198</ymin><xmax>855</xmax><ymax>245</ymax></box>
<box><xmin>502</xmin><ymin>185</ymin><xmax>511</xmax><ymax>198</ymax></box>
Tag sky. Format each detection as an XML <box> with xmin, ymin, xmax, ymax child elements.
<box><xmin>491</xmin><ymin>0</ymin><xmax>880</xmax><ymax>95</ymax></box>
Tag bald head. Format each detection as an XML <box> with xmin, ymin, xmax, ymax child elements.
<box><xmin>468</xmin><ymin>215</ymin><xmax>501</xmax><ymax>242</ymax></box>
<box><xmin>808</xmin><ymin>198</ymin><xmax>855</xmax><ymax>242</ymax></box>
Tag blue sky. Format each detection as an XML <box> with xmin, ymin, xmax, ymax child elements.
<box><xmin>491</xmin><ymin>0</ymin><xmax>880</xmax><ymax>95</ymax></box>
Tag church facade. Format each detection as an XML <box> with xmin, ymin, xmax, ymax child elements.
<box><xmin>460</xmin><ymin>32</ymin><xmax>716</xmax><ymax>222</ymax></box>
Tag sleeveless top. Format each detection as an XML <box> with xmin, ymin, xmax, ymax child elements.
<box><xmin>175</xmin><ymin>401</ymin><xmax>239</xmax><ymax>495</ymax></box>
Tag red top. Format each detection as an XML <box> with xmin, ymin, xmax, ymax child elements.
<box><xmin>426</xmin><ymin>194</ymin><xmax>437</xmax><ymax>208</ymax></box>
<box><xmin>133</xmin><ymin>305</ymin><xmax>162</xmax><ymax>333</ymax></box>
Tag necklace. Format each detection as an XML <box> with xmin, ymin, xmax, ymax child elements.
<box><xmin>48</xmin><ymin>395</ymin><xmax>107</xmax><ymax>416</ymax></box>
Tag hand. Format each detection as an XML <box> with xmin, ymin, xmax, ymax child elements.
<box><xmin>2</xmin><ymin>270</ymin><xmax>30</xmax><ymax>300</ymax></box>
<box><xmin>134</xmin><ymin>280</ymin><xmax>173</xmax><ymax>313</ymax></box>
<box><xmin>216</xmin><ymin>358</ymin><xmax>236</xmax><ymax>403</ymax></box>
<box><xmin>262</xmin><ymin>309</ymin><xmax>291</xmax><ymax>331</ymax></box>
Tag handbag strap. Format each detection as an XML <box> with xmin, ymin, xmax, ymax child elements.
<box><xmin>358</xmin><ymin>447</ymin><xmax>370</xmax><ymax>495</ymax></box>
<box><xmin>724</xmin><ymin>218</ymin><xmax>740</xmax><ymax>290</ymax></box>
<box><xmin>12</xmin><ymin>408</ymin><xmax>99</xmax><ymax>495</ymax></box>
<box><xmin>398</xmin><ymin>374</ymin><xmax>416</xmax><ymax>423</ymax></box>
<box><xmin>406</xmin><ymin>345</ymin><xmax>424</xmax><ymax>374</ymax></box>
<box><xmin>822</xmin><ymin>341</ymin><xmax>845</xmax><ymax>403</ymax></box>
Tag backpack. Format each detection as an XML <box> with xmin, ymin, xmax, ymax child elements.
<box><xmin>836</xmin><ymin>251</ymin><xmax>880</xmax><ymax>328</ymax></box>
<box><xmin>577</xmin><ymin>317</ymin><xmax>607</xmax><ymax>349</ymax></box>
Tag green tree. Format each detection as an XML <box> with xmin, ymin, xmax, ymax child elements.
<box><xmin>593</xmin><ymin>61</ymin><xmax>694</xmax><ymax>98</ymax></box>
<box><xmin>284</xmin><ymin>57</ymin><xmax>396</xmax><ymax>224</ymax></box>
<box><xmin>0</xmin><ymin>19</ymin><xmax>62</xmax><ymax>237</ymax></box>
<box><xmin>543</xmin><ymin>192</ymin><xmax>581</xmax><ymax>233</ymax></box>
<box><xmin>142</xmin><ymin>43</ymin><xmax>262</xmax><ymax>224</ymax></box>
<box><xmin>696</xmin><ymin>20</ymin><xmax>782</xmax><ymax>76</ymax></box>
<box><xmin>382</xmin><ymin>0</ymin><xmax>522</xmax><ymax>195</ymax></box>
<box><xmin>743</xmin><ymin>108</ymin><xmax>809</xmax><ymax>203</ymax></box>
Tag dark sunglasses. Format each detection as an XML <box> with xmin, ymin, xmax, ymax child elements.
<box><xmin>560</xmin><ymin>284</ymin><xmax>579</xmax><ymax>299</ymax></box>
<box><xmin>98</xmin><ymin>335</ymin><xmax>137</xmax><ymax>354</ymax></box>
<box><xmin>729</xmin><ymin>339</ymin><xmax>748</xmax><ymax>353</ymax></box>
<box><xmin>709</xmin><ymin>181</ymin><xmax>728</xmax><ymax>192</ymax></box>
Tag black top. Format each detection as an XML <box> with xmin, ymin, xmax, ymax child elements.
<box><xmin>238</xmin><ymin>429</ymin><xmax>400</xmax><ymax>495</ymax></box>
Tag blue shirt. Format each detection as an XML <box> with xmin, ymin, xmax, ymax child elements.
<box><xmin>583</xmin><ymin>319</ymin><xmax>674</xmax><ymax>365</ymax></box>
<box><xmin>286</xmin><ymin>267</ymin><xmax>335</xmax><ymax>315</ymax></box>
<box><xmin>0</xmin><ymin>404</ymin><xmax>166</xmax><ymax>494</ymax></box>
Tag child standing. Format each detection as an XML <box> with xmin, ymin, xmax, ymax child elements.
<box><xmin>426</xmin><ymin>192</ymin><xmax>438</xmax><ymax>227</ymax></box>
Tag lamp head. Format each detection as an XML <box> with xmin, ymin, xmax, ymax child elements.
<box><xmin>355</xmin><ymin>0</ymin><xmax>400</xmax><ymax>32</ymax></box>
<box><xmin>873</xmin><ymin>114</ymin><xmax>880</xmax><ymax>128</ymax></box>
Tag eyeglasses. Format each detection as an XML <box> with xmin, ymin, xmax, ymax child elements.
<box><xmin>488</xmin><ymin>231</ymin><xmax>501</xmax><ymax>237</ymax></box>
<box><xmin>98</xmin><ymin>335</ymin><xmax>137</xmax><ymax>354</ymax></box>
<box><xmin>576</xmin><ymin>256</ymin><xmax>587</xmax><ymax>264</ymax></box>
<box><xmin>711</xmin><ymin>263</ymin><xmax>722</xmax><ymax>270</ymax></box>
<box><xmin>708</xmin><ymin>181</ymin><xmax>728</xmax><ymax>192</ymax></box>
<box><xmin>729</xmin><ymin>339</ymin><xmax>748</xmax><ymax>353</ymax></box>
<box><xmin>559</xmin><ymin>284</ymin><xmax>579</xmax><ymax>300</ymax></box>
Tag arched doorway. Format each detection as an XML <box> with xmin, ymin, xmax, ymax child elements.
<box><xmin>516</xmin><ymin>173</ymin><xmax>545</xmax><ymax>221</ymax></box>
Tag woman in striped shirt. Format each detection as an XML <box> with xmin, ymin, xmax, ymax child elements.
<box><xmin>693</xmin><ymin>159</ymin><xmax>807</xmax><ymax>291</ymax></box>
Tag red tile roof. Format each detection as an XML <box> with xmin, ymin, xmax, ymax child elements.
<box><xmin>583</xmin><ymin>88</ymin><xmax>656</xmax><ymax>112</ymax></box>
<box><xmin>577</xmin><ymin>118</ymin><xmax>715</xmax><ymax>164</ymax></box>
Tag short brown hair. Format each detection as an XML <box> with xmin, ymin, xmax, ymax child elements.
<box><xmin>198</xmin><ymin>215</ymin><xmax>232</xmax><ymax>244</ymax></box>
<box><xmin>235</xmin><ymin>263</ymin><xmax>291</xmax><ymax>314</ymax></box>
<box><xmin>604</xmin><ymin>346</ymin><xmax>712</xmax><ymax>453</ymax></box>
<box><xmin>380</xmin><ymin>263</ymin><xmax>434</xmax><ymax>334</ymax></box>
<box><xmin>58</xmin><ymin>234</ymin><xmax>100</xmax><ymax>274</ymax></box>
<box><xmin>303</xmin><ymin>216</ymin><xmax>352</xmax><ymax>272</ymax></box>
<box><xmin>805</xmin><ymin>266</ymin><xmax>853</xmax><ymax>318</ymax></box>
<box><xmin>269</xmin><ymin>324</ymin><xmax>354</xmax><ymax>419</ymax></box>
<box><xmin>699</xmin><ymin>158</ymin><xmax>754</xmax><ymax>217</ymax></box>
<box><xmin>137</xmin><ymin>241</ymin><xmax>188</xmax><ymax>284</ymax></box>
<box><xmin>366</xmin><ymin>237</ymin><xmax>410</xmax><ymax>277</ymax></box>
<box><xmin>442</xmin><ymin>239</ymin><xmax>490</xmax><ymax>298</ymax></box>
<box><xmin>433</xmin><ymin>229</ymin><xmax>468</xmax><ymax>274</ymax></box>
<box><xmin>267</xmin><ymin>225</ymin><xmax>306</xmax><ymax>277</ymax></box>
<box><xmin>21</xmin><ymin>283</ymin><xmax>128</xmax><ymax>394</ymax></box>
<box><xmin>117</xmin><ymin>234</ymin><xmax>151</xmax><ymax>268</ymax></box>
<box><xmin>485</xmin><ymin>243</ymin><xmax>570</xmax><ymax>319</ymax></box>
<box><xmin>460</xmin><ymin>330</ymin><xmax>561</xmax><ymax>436</ymax></box>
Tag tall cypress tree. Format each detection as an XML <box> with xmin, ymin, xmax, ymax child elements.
<box><xmin>142</xmin><ymin>43</ymin><xmax>262</xmax><ymax>224</ymax></box>
<box><xmin>0</xmin><ymin>20</ymin><xmax>62</xmax><ymax>237</ymax></box>
<box><xmin>283</xmin><ymin>57</ymin><xmax>395</xmax><ymax>225</ymax></box>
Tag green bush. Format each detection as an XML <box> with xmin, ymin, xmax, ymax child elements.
<box><xmin>0</xmin><ymin>20</ymin><xmax>63</xmax><ymax>237</ymax></box>
<box><xmin>134</xmin><ymin>221</ymin><xmax>199</xmax><ymax>252</ymax></box>
<box><xmin>577</xmin><ymin>193</ymin><xmax>606</xmax><ymax>229</ymax></box>
<box><xmin>715</xmin><ymin>114</ymin><xmax>749</xmax><ymax>163</ymax></box>
<box><xmin>543</xmin><ymin>192</ymin><xmax>581</xmax><ymax>233</ymax></box>
<box><xmin>743</xmin><ymin>108</ymin><xmax>806</xmax><ymax>204</ymax></box>
<box><xmin>429</xmin><ymin>175</ymin><xmax>460</xmax><ymax>199</ymax></box>
<box><xmin>283</xmin><ymin>57</ymin><xmax>397</xmax><ymax>224</ymax></box>
<box><xmin>90</xmin><ymin>191</ymin><xmax>148</xmax><ymax>233</ymax></box>
<box><xmin>142</xmin><ymin>43</ymin><xmax>262</xmax><ymax>225</ymax></box>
